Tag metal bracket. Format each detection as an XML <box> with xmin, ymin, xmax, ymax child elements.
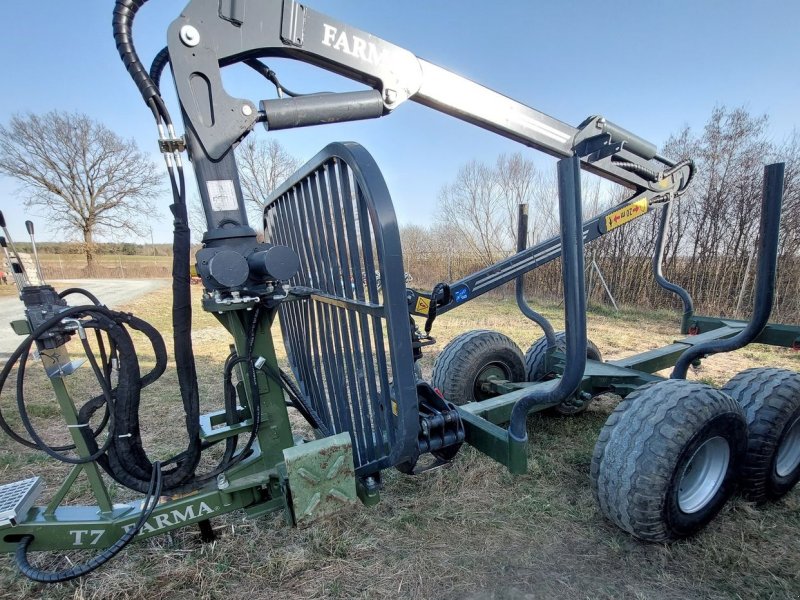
<box><xmin>280</xmin><ymin>0</ymin><xmax>305</xmax><ymax>46</ymax></box>
<box><xmin>283</xmin><ymin>432</ymin><xmax>357</xmax><ymax>526</ymax></box>
<box><xmin>219</xmin><ymin>0</ymin><xmax>245</xmax><ymax>26</ymax></box>
<box><xmin>158</xmin><ymin>136</ymin><xmax>186</xmax><ymax>154</ymax></box>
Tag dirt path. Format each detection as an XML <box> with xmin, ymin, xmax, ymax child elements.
<box><xmin>0</xmin><ymin>279</ymin><xmax>170</xmax><ymax>357</ymax></box>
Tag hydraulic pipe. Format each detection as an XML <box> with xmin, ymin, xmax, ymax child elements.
<box><xmin>508</xmin><ymin>155</ymin><xmax>587</xmax><ymax>441</ymax></box>
<box><xmin>671</xmin><ymin>163</ymin><xmax>784</xmax><ymax>379</ymax></box>
<box><xmin>652</xmin><ymin>202</ymin><xmax>694</xmax><ymax>332</ymax></box>
<box><xmin>515</xmin><ymin>203</ymin><xmax>556</xmax><ymax>346</ymax></box>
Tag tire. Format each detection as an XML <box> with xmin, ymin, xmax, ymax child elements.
<box><xmin>721</xmin><ymin>367</ymin><xmax>800</xmax><ymax>503</ymax></box>
<box><xmin>525</xmin><ymin>331</ymin><xmax>603</xmax><ymax>380</ymax></box>
<box><xmin>431</xmin><ymin>330</ymin><xmax>525</xmax><ymax>405</ymax></box>
<box><xmin>524</xmin><ymin>332</ymin><xmax>602</xmax><ymax>415</ymax></box>
<box><xmin>590</xmin><ymin>379</ymin><xmax>747</xmax><ymax>542</ymax></box>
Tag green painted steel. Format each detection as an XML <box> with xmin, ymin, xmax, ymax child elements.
<box><xmin>457</xmin><ymin>408</ymin><xmax>527</xmax><ymax>474</ymax></box>
<box><xmin>687</xmin><ymin>316</ymin><xmax>800</xmax><ymax>348</ymax></box>
<box><xmin>10</xmin><ymin>319</ymin><xmax>30</xmax><ymax>335</ymax></box>
<box><xmin>199</xmin><ymin>406</ymin><xmax>254</xmax><ymax>443</ymax></box>
<box><xmin>462</xmin><ymin>382</ymin><xmax>559</xmax><ymax>424</ymax></box>
<box><xmin>0</xmin><ymin>479</ymin><xmax>265</xmax><ymax>552</ymax></box>
<box><xmin>211</xmin><ymin>305</ymin><xmax>298</xmax><ymax>506</ymax></box>
<box><xmin>48</xmin><ymin>374</ymin><xmax>115</xmax><ymax>515</ymax></box>
<box><xmin>0</xmin><ymin>302</ymin><xmax>358</xmax><ymax>555</ymax></box>
<box><xmin>609</xmin><ymin>327</ymin><xmax>743</xmax><ymax>373</ymax></box>
<box><xmin>283</xmin><ymin>432</ymin><xmax>358</xmax><ymax>525</ymax></box>
<box><xmin>6</xmin><ymin>276</ymin><xmax>798</xmax><ymax>557</ymax></box>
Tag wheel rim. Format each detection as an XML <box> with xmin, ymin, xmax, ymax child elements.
<box><xmin>776</xmin><ymin>416</ymin><xmax>800</xmax><ymax>478</ymax></box>
<box><xmin>678</xmin><ymin>436</ymin><xmax>730</xmax><ymax>514</ymax></box>
<box><xmin>472</xmin><ymin>362</ymin><xmax>511</xmax><ymax>401</ymax></box>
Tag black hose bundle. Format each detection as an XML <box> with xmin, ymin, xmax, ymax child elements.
<box><xmin>0</xmin><ymin>296</ymin><xmax>269</xmax><ymax>494</ymax></box>
<box><xmin>0</xmin><ymin>304</ymin><xmax>167</xmax><ymax>485</ymax></box>
<box><xmin>15</xmin><ymin>463</ymin><xmax>163</xmax><ymax>583</ymax></box>
<box><xmin>109</xmin><ymin>0</ymin><xmax>208</xmax><ymax>493</ymax></box>
<box><xmin>0</xmin><ymin>0</ymin><xmax>275</xmax><ymax>584</ymax></box>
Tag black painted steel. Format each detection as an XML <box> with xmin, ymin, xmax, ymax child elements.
<box><xmin>508</xmin><ymin>156</ymin><xmax>588</xmax><ymax>441</ymax></box>
<box><xmin>167</xmin><ymin>0</ymin><xmax>690</xmax><ymax>198</ymax></box>
<box><xmin>515</xmin><ymin>203</ymin><xmax>556</xmax><ymax>346</ymax></box>
<box><xmin>263</xmin><ymin>142</ymin><xmax>419</xmax><ymax>474</ymax></box>
<box><xmin>671</xmin><ymin>163</ymin><xmax>785</xmax><ymax>379</ymax></box>
<box><xmin>409</xmin><ymin>190</ymin><xmax>651</xmax><ymax>317</ymax></box>
<box><xmin>652</xmin><ymin>202</ymin><xmax>694</xmax><ymax>325</ymax></box>
<box><xmin>183</xmin><ymin>127</ymin><xmax>250</xmax><ymax>233</ymax></box>
<box><xmin>260</xmin><ymin>90</ymin><xmax>385</xmax><ymax>130</ymax></box>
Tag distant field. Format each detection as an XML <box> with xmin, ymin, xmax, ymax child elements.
<box><xmin>34</xmin><ymin>253</ymin><xmax>173</xmax><ymax>279</ymax></box>
<box><xmin>37</xmin><ymin>254</ymin><xmax>172</xmax><ymax>264</ymax></box>
<box><xmin>0</xmin><ymin>289</ymin><xmax>798</xmax><ymax>599</ymax></box>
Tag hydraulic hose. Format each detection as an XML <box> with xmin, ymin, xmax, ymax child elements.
<box><xmin>149</xmin><ymin>46</ymin><xmax>170</xmax><ymax>92</ymax></box>
<box><xmin>0</xmin><ymin>301</ymin><xmax>181</xmax><ymax>493</ymax></box>
<box><xmin>113</xmin><ymin>0</ymin><xmax>159</xmax><ymax>107</ymax></box>
<box><xmin>15</xmin><ymin>462</ymin><xmax>162</xmax><ymax>583</ymax></box>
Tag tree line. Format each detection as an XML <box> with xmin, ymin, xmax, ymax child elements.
<box><xmin>404</xmin><ymin>106</ymin><xmax>800</xmax><ymax>321</ymax></box>
<box><xmin>2</xmin><ymin>105</ymin><xmax>798</xmax><ymax>324</ymax></box>
<box><xmin>8</xmin><ymin>241</ymin><xmax>174</xmax><ymax>256</ymax></box>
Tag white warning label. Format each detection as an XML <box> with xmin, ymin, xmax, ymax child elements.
<box><xmin>206</xmin><ymin>180</ymin><xmax>238</xmax><ymax>212</ymax></box>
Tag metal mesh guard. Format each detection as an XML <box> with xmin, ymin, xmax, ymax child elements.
<box><xmin>263</xmin><ymin>142</ymin><xmax>419</xmax><ymax>474</ymax></box>
<box><xmin>0</xmin><ymin>477</ymin><xmax>42</xmax><ymax>527</ymax></box>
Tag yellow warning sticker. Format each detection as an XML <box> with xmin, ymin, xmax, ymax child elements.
<box><xmin>605</xmin><ymin>198</ymin><xmax>649</xmax><ymax>231</ymax></box>
<box><xmin>391</xmin><ymin>400</ymin><xmax>399</xmax><ymax>416</ymax></box>
<box><xmin>415</xmin><ymin>296</ymin><xmax>431</xmax><ymax>314</ymax></box>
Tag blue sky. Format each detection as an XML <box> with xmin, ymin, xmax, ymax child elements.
<box><xmin>0</xmin><ymin>0</ymin><xmax>798</xmax><ymax>243</ymax></box>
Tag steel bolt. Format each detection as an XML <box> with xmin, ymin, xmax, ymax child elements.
<box><xmin>384</xmin><ymin>89</ymin><xmax>397</xmax><ymax>104</ymax></box>
<box><xmin>242</xmin><ymin>104</ymin><xmax>253</xmax><ymax>116</ymax></box>
<box><xmin>179</xmin><ymin>25</ymin><xmax>200</xmax><ymax>47</ymax></box>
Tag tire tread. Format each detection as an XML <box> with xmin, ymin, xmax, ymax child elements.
<box><xmin>591</xmin><ymin>379</ymin><xmax>745</xmax><ymax>541</ymax></box>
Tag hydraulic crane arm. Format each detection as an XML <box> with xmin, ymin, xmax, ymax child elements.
<box><xmin>167</xmin><ymin>0</ymin><xmax>692</xmax><ymax>222</ymax></box>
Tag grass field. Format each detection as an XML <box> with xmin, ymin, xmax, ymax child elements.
<box><xmin>0</xmin><ymin>287</ymin><xmax>799</xmax><ymax>599</ymax></box>
<box><xmin>30</xmin><ymin>254</ymin><xmax>174</xmax><ymax>281</ymax></box>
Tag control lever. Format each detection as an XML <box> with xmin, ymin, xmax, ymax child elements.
<box><xmin>24</xmin><ymin>220</ymin><xmax>46</xmax><ymax>284</ymax></box>
<box><xmin>0</xmin><ymin>236</ymin><xmax>24</xmax><ymax>290</ymax></box>
<box><xmin>0</xmin><ymin>211</ymin><xmax>30</xmax><ymax>286</ymax></box>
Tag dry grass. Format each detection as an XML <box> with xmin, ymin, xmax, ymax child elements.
<box><xmin>0</xmin><ymin>284</ymin><xmax>18</xmax><ymax>297</ymax></box>
<box><xmin>1</xmin><ymin>288</ymin><xmax>799</xmax><ymax>600</ymax></box>
<box><xmin>35</xmin><ymin>255</ymin><xmax>174</xmax><ymax>267</ymax></box>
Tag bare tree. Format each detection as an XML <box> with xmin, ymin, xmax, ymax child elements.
<box><xmin>496</xmin><ymin>153</ymin><xmax>537</xmax><ymax>243</ymax></box>
<box><xmin>188</xmin><ymin>193</ymin><xmax>207</xmax><ymax>244</ymax></box>
<box><xmin>437</xmin><ymin>153</ymin><xmax>537</xmax><ymax>265</ymax></box>
<box><xmin>237</xmin><ymin>138</ymin><xmax>300</xmax><ymax>223</ymax></box>
<box><xmin>0</xmin><ymin>111</ymin><xmax>161</xmax><ymax>272</ymax></box>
